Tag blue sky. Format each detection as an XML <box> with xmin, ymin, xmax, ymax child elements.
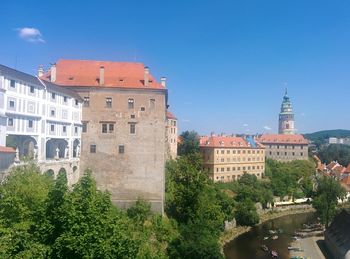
<box><xmin>1</xmin><ymin>1</ymin><xmax>350</xmax><ymax>134</ymax></box>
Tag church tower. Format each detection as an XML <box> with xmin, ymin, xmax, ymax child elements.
<box><xmin>278</xmin><ymin>89</ymin><xmax>295</xmax><ymax>135</ymax></box>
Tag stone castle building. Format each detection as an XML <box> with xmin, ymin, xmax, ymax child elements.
<box><xmin>257</xmin><ymin>89</ymin><xmax>309</xmax><ymax>162</ymax></box>
<box><xmin>165</xmin><ymin>111</ymin><xmax>177</xmax><ymax>160</ymax></box>
<box><xmin>0</xmin><ymin>64</ymin><xmax>82</xmax><ymax>182</ymax></box>
<box><xmin>278</xmin><ymin>89</ymin><xmax>295</xmax><ymax>135</ymax></box>
<box><xmin>41</xmin><ymin>59</ymin><xmax>167</xmax><ymax>213</ymax></box>
<box><xmin>257</xmin><ymin>134</ymin><xmax>308</xmax><ymax>161</ymax></box>
<box><xmin>200</xmin><ymin>135</ymin><xmax>265</xmax><ymax>182</ymax></box>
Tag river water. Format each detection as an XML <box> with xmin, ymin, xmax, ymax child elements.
<box><xmin>224</xmin><ymin>212</ymin><xmax>316</xmax><ymax>259</ymax></box>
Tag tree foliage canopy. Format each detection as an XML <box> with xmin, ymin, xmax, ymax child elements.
<box><xmin>177</xmin><ymin>130</ymin><xmax>200</xmax><ymax>156</ymax></box>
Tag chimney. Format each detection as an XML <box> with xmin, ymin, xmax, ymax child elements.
<box><xmin>160</xmin><ymin>77</ymin><xmax>166</xmax><ymax>87</ymax></box>
<box><xmin>144</xmin><ymin>66</ymin><xmax>149</xmax><ymax>87</ymax></box>
<box><xmin>38</xmin><ymin>65</ymin><xmax>44</xmax><ymax>77</ymax></box>
<box><xmin>99</xmin><ymin>66</ymin><xmax>105</xmax><ymax>86</ymax></box>
<box><xmin>50</xmin><ymin>64</ymin><xmax>56</xmax><ymax>82</ymax></box>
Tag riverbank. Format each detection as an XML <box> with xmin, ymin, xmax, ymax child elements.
<box><xmin>220</xmin><ymin>206</ymin><xmax>315</xmax><ymax>247</ymax></box>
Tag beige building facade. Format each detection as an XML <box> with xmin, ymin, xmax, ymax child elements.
<box><xmin>165</xmin><ymin>111</ymin><xmax>177</xmax><ymax>160</ymax></box>
<box><xmin>42</xmin><ymin>59</ymin><xmax>167</xmax><ymax>213</ymax></box>
<box><xmin>200</xmin><ymin>135</ymin><xmax>265</xmax><ymax>182</ymax></box>
<box><xmin>257</xmin><ymin>134</ymin><xmax>308</xmax><ymax>162</ymax></box>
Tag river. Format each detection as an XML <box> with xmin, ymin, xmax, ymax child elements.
<box><xmin>224</xmin><ymin>212</ymin><xmax>316</xmax><ymax>259</ymax></box>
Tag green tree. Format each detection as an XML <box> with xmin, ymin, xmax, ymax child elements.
<box><xmin>235</xmin><ymin>199</ymin><xmax>259</xmax><ymax>226</ymax></box>
<box><xmin>318</xmin><ymin>144</ymin><xmax>350</xmax><ymax>166</ymax></box>
<box><xmin>312</xmin><ymin>176</ymin><xmax>346</xmax><ymax>227</ymax></box>
<box><xmin>0</xmin><ymin>164</ymin><xmax>53</xmax><ymax>258</ymax></box>
<box><xmin>177</xmin><ymin>130</ymin><xmax>200</xmax><ymax>156</ymax></box>
<box><xmin>51</xmin><ymin>170</ymin><xmax>139</xmax><ymax>258</ymax></box>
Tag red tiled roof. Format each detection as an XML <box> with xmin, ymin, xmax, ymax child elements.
<box><xmin>0</xmin><ymin>146</ymin><xmax>15</xmax><ymax>153</ymax></box>
<box><xmin>257</xmin><ymin>134</ymin><xmax>309</xmax><ymax>145</ymax></box>
<box><xmin>342</xmin><ymin>175</ymin><xmax>350</xmax><ymax>185</ymax></box>
<box><xmin>327</xmin><ymin>161</ymin><xmax>339</xmax><ymax>171</ymax></box>
<box><xmin>166</xmin><ymin>111</ymin><xmax>177</xmax><ymax>120</ymax></box>
<box><xmin>41</xmin><ymin>59</ymin><xmax>164</xmax><ymax>89</ymax></box>
<box><xmin>200</xmin><ymin>136</ymin><xmax>264</xmax><ymax>148</ymax></box>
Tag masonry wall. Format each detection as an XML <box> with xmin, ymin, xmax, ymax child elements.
<box><xmin>74</xmin><ymin>87</ymin><xmax>166</xmax><ymax>213</ymax></box>
<box><xmin>263</xmin><ymin>143</ymin><xmax>308</xmax><ymax>161</ymax></box>
<box><xmin>201</xmin><ymin>147</ymin><xmax>265</xmax><ymax>182</ymax></box>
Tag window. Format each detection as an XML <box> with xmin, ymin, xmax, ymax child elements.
<box><xmin>285</xmin><ymin>152</ymin><xmax>287</xmax><ymax>155</ymax></box>
<box><xmin>269</xmin><ymin>151</ymin><xmax>272</xmax><ymax>155</ymax></box>
<box><xmin>28</xmin><ymin>120</ymin><xmax>33</xmax><ymax>128</ymax></box>
<box><xmin>300</xmin><ymin>152</ymin><xmax>304</xmax><ymax>156</ymax></box>
<box><xmin>90</xmin><ymin>145</ymin><xmax>96</xmax><ymax>153</ymax></box>
<box><xmin>63</xmin><ymin>126</ymin><xmax>67</xmax><ymax>133</ymax></box>
<box><xmin>30</xmin><ymin>86</ymin><xmax>35</xmax><ymax>93</ymax></box>
<box><xmin>84</xmin><ymin>97</ymin><xmax>90</xmax><ymax>107</ymax></box>
<box><xmin>109</xmin><ymin>124</ymin><xmax>114</xmax><ymax>133</ymax></box>
<box><xmin>131</xmin><ymin>114</ymin><xmax>135</xmax><ymax>119</ymax></box>
<box><xmin>292</xmin><ymin>152</ymin><xmax>295</xmax><ymax>156</ymax></box>
<box><xmin>227</xmin><ymin>150</ymin><xmax>230</xmax><ymax>154</ymax></box>
<box><xmin>50</xmin><ymin>109</ymin><xmax>55</xmax><ymax>117</ymax></box>
<box><xmin>150</xmin><ymin>98</ymin><xmax>155</xmax><ymax>108</ymax></box>
<box><xmin>301</xmin><ymin>146</ymin><xmax>304</xmax><ymax>149</ymax></box>
<box><xmin>75</xmin><ymin>99</ymin><xmax>79</xmax><ymax>106</ymax></box>
<box><xmin>10</xmin><ymin>79</ymin><xmax>15</xmax><ymax>87</ymax></box>
<box><xmin>82</xmin><ymin>122</ymin><xmax>87</xmax><ymax>133</ymax></box>
<box><xmin>130</xmin><ymin>123</ymin><xmax>136</xmax><ymax>134</ymax></box>
<box><xmin>141</xmin><ymin>107</ymin><xmax>145</xmax><ymax>111</ymax></box>
<box><xmin>128</xmin><ymin>98</ymin><xmax>134</xmax><ymax>109</ymax></box>
<box><xmin>221</xmin><ymin>168</ymin><xmax>224</xmax><ymax>172</ymax></box>
<box><xmin>221</xmin><ymin>150</ymin><xmax>224</xmax><ymax>154</ymax></box>
<box><xmin>75</xmin><ymin>127</ymin><xmax>78</xmax><ymax>134</ymax></box>
<box><xmin>118</xmin><ymin>145</ymin><xmax>125</xmax><ymax>154</ymax></box>
<box><xmin>221</xmin><ymin>158</ymin><xmax>224</xmax><ymax>162</ymax></box>
<box><xmin>277</xmin><ymin>152</ymin><xmax>280</xmax><ymax>155</ymax></box>
<box><xmin>106</xmin><ymin>97</ymin><xmax>112</xmax><ymax>108</ymax></box>
<box><xmin>227</xmin><ymin>167</ymin><xmax>230</xmax><ymax>171</ymax></box>
<box><xmin>63</xmin><ymin>96</ymin><xmax>67</xmax><ymax>103</ymax></box>
<box><xmin>9</xmin><ymin>100</ymin><xmax>15</xmax><ymax>108</ymax></box>
<box><xmin>101</xmin><ymin>123</ymin><xmax>114</xmax><ymax>133</ymax></box>
<box><xmin>8</xmin><ymin>118</ymin><xmax>13</xmax><ymax>126</ymax></box>
<box><xmin>51</xmin><ymin>93</ymin><xmax>56</xmax><ymax>99</ymax></box>
<box><xmin>50</xmin><ymin>124</ymin><xmax>55</xmax><ymax>132</ymax></box>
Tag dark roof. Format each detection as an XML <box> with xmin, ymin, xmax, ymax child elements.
<box><xmin>0</xmin><ymin>64</ymin><xmax>82</xmax><ymax>101</ymax></box>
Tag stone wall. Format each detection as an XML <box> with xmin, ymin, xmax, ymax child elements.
<box><xmin>73</xmin><ymin>87</ymin><xmax>166</xmax><ymax>213</ymax></box>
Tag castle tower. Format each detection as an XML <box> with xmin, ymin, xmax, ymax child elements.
<box><xmin>278</xmin><ymin>89</ymin><xmax>295</xmax><ymax>134</ymax></box>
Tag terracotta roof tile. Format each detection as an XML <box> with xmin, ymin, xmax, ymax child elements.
<box><xmin>257</xmin><ymin>134</ymin><xmax>309</xmax><ymax>145</ymax></box>
<box><xmin>0</xmin><ymin>146</ymin><xmax>15</xmax><ymax>153</ymax></box>
<box><xmin>166</xmin><ymin>111</ymin><xmax>177</xmax><ymax>120</ymax></box>
<box><xmin>41</xmin><ymin>59</ymin><xmax>164</xmax><ymax>89</ymax></box>
<box><xmin>199</xmin><ymin>136</ymin><xmax>264</xmax><ymax>149</ymax></box>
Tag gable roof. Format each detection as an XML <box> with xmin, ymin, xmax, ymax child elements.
<box><xmin>41</xmin><ymin>59</ymin><xmax>165</xmax><ymax>89</ymax></box>
<box><xmin>166</xmin><ymin>111</ymin><xmax>177</xmax><ymax>120</ymax></box>
<box><xmin>200</xmin><ymin>135</ymin><xmax>264</xmax><ymax>149</ymax></box>
<box><xmin>257</xmin><ymin>134</ymin><xmax>309</xmax><ymax>145</ymax></box>
<box><xmin>0</xmin><ymin>64</ymin><xmax>82</xmax><ymax>101</ymax></box>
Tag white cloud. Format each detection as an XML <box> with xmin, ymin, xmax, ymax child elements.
<box><xmin>16</xmin><ymin>27</ymin><xmax>45</xmax><ymax>43</ymax></box>
<box><xmin>263</xmin><ymin>125</ymin><xmax>272</xmax><ymax>130</ymax></box>
<box><xmin>243</xmin><ymin>123</ymin><xmax>248</xmax><ymax>127</ymax></box>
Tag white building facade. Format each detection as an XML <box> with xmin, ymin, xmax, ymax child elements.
<box><xmin>0</xmin><ymin>64</ymin><xmax>82</xmax><ymax>183</ymax></box>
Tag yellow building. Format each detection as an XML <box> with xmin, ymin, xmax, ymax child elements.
<box><xmin>200</xmin><ymin>135</ymin><xmax>265</xmax><ymax>182</ymax></box>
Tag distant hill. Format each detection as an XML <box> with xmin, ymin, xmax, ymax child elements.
<box><xmin>304</xmin><ymin>129</ymin><xmax>350</xmax><ymax>140</ymax></box>
<box><xmin>303</xmin><ymin>129</ymin><xmax>350</xmax><ymax>147</ymax></box>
